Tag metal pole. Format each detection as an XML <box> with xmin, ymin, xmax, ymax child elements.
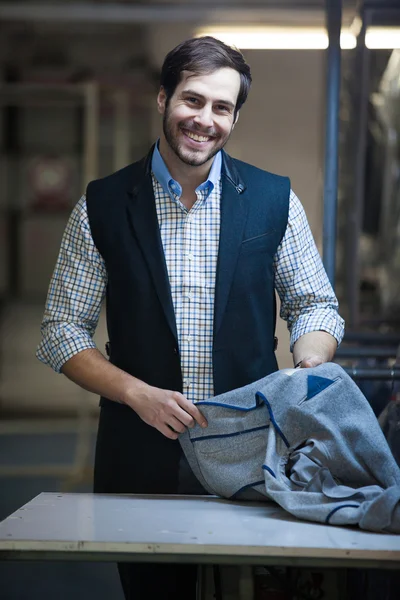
<box><xmin>346</xmin><ymin>12</ymin><xmax>370</xmax><ymax>328</ymax></box>
<box><xmin>323</xmin><ymin>0</ymin><xmax>342</xmax><ymax>286</ymax></box>
<box><xmin>342</xmin><ymin>367</ymin><xmax>400</xmax><ymax>381</ymax></box>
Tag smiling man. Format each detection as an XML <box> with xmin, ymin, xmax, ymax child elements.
<box><xmin>37</xmin><ymin>36</ymin><xmax>344</xmax><ymax>599</ymax></box>
<box><xmin>160</xmin><ymin>67</ymin><xmax>239</xmax><ymax>173</ymax></box>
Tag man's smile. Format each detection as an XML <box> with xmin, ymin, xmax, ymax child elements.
<box><xmin>181</xmin><ymin>128</ymin><xmax>215</xmax><ymax>144</ymax></box>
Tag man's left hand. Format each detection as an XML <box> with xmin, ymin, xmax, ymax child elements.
<box><xmin>293</xmin><ymin>331</ymin><xmax>338</xmax><ymax>369</ymax></box>
<box><xmin>296</xmin><ymin>355</ymin><xmax>325</xmax><ymax>369</ymax></box>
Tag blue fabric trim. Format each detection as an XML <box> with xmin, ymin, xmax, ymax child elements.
<box><xmin>262</xmin><ymin>465</ymin><xmax>276</xmax><ymax>478</ymax></box>
<box><xmin>325</xmin><ymin>504</ymin><xmax>360</xmax><ymax>524</ymax></box>
<box><xmin>195</xmin><ymin>400</ymin><xmax>261</xmax><ymax>411</ymax></box>
<box><xmin>255</xmin><ymin>391</ymin><xmax>290</xmax><ymax>448</ymax></box>
<box><xmin>307</xmin><ymin>375</ymin><xmax>336</xmax><ymax>401</ymax></box>
<box><xmin>230</xmin><ymin>480</ymin><xmax>266</xmax><ymax>498</ymax></box>
<box><xmin>191</xmin><ymin>424</ymin><xmax>269</xmax><ymax>443</ymax></box>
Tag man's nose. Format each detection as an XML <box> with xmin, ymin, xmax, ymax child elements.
<box><xmin>193</xmin><ymin>105</ymin><xmax>213</xmax><ymax>129</ymax></box>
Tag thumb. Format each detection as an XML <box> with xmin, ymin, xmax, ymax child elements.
<box><xmin>300</xmin><ymin>356</ymin><xmax>324</xmax><ymax>369</ymax></box>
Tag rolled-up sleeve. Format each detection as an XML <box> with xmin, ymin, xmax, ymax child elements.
<box><xmin>36</xmin><ymin>195</ymin><xmax>107</xmax><ymax>372</ymax></box>
<box><xmin>274</xmin><ymin>190</ymin><xmax>345</xmax><ymax>351</ymax></box>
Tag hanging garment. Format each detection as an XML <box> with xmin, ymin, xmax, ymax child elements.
<box><xmin>179</xmin><ymin>362</ymin><xmax>400</xmax><ymax>533</ymax></box>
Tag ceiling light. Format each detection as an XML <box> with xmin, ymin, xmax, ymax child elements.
<box><xmin>366</xmin><ymin>28</ymin><xmax>400</xmax><ymax>49</ymax></box>
<box><xmin>196</xmin><ymin>27</ymin><xmax>357</xmax><ymax>50</ymax></box>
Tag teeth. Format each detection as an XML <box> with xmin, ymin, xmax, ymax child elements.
<box><xmin>186</xmin><ymin>131</ymin><xmax>210</xmax><ymax>142</ymax></box>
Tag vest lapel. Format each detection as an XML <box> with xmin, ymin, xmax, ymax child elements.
<box><xmin>125</xmin><ymin>168</ymin><xmax>178</xmax><ymax>344</ymax></box>
<box><xmin>214</xmin><ymin>174</ymin><xmax>249</xmax><ymax>337</ymax></box>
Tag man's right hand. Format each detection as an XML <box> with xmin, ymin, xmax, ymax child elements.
<box><xmin>126</xmin><ymin>385</ymin><xmax>208</xmax><ymax>440</ymax></box>
<box><xmin>60</xmin><ymin>349</ymin><xmax>207</xmax><ymax>440</ymax></box>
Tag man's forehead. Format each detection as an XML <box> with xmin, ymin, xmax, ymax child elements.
<box><xmin>177</xmin><ymin>69</ymin><xmax>240</xmax><ymax>97</ymax></box>
<box><xmin>180</xmin><ymin>68</ymin><xmax>239</xmax><ymax>82</ymax></box>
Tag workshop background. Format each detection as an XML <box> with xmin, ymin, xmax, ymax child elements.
<box><xmin>1</xmin><ymin>0</ymin><xmax>400</xmax><ymax>598</ymax></box>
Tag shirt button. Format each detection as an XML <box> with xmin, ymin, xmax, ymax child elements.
<box><xmin>185</xmin><ymin>292</ymin><xmax>192</xmax><ymax>300</ymax></box>
<box><xmin>187</xmin><ymin>252</ymin><xmax>194</xmax><ymax>261</ymax></box>
<box><xmin>184</xmin><ymin>379</ymin><xmax>191</xmax><ymax>388</ymax></box>
<box><xmin>186</xmin><ymin>335</ymin><xmax>192</xmax><ymax>343</ymax></box>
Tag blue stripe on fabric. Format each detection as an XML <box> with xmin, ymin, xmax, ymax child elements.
<box><xmin>230</xmin><ymin>480</ymin><xmax>266</xmax><ymax>499</ymax></box>
<box><xmin>191</xmin><ymin>424</ymin><xmax>269</xmax><ymax>443</ymax></box>
<box><xmin>325</xmin><ymin>504</ymin><xmax>360</xmax><ymax>524</ymax></box>
<box><xmin>195</xmin><ymin>400</ymin><xmax>261</xmax><ymax>411</ymax></box>
<box><xmin>262</xmin><ymin>465</ymin><xmax>276</xmax><ymax>478</ymax></box>
<box><xmin>255</xmin><ymin>391</ymin><xmax>290</xmax><ymax>448</ymax></box>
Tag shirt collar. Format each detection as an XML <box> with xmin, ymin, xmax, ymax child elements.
<box><xmin>151</xmin><ymin>140</ymin><xmax>222</xmax><ymax>201</ymax></box>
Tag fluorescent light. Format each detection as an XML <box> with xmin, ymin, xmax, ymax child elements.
<box><xmin>366</xmin><ymin>28</ymin><xmax>400</xmax><ymax>49</ymax></box>
<box><xmin>197</xmin><ymin>26</ymin><xmax>400</xmax><ymax>51</ymax></box>
<box><xmin>340</xmin><ymin>31</ymin><xmax>357</xmax><ymax>50</ymax></box>
<box><xmin>198</xmin><ymin>29</ymin><xmax>328</xmax><ymax>50</ymax></box>
<box><xmin>196</xmin><ymin>27</ymin><xmax>357</xmax><ymax>50</ymax></box>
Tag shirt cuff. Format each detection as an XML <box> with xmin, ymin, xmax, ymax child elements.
<box><xmin>36</xmin><ymin>324</ymin><xmax>97</xmax><ymax>373</ymax></box>
<box><xmin>289</xmin><ymin>309</ymin><xmax>345</xmax><ymax>352</ymax></box>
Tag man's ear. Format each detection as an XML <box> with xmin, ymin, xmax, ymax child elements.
<box><xmin>157</xmin><ymin>87</ymin><xmax>167</xmax><ymax>115</ymax></box>
<box><xmin>233</xmin><ymin>110</ymin><xmax>240</xmax><ymax>128</ymax></box>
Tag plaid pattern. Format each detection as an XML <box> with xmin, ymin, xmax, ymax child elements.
<box><xmin>37</xmin><ymin>181</ymin><xmax>344</xmax><ymax>402</ymax></box>
<box><xmin>275</xmin><ymin>191</ymin><xmax>344</xmax><ymax>350</ymax></box>
<box><xmin>153</xmin><ymin>175</ymin><xmax>220</xmax><ymax>402</ymax></box>
<box><xmin>37</xmin><ymin>193</ymin><xmax>107</xmax><ymax>374</ymax></box>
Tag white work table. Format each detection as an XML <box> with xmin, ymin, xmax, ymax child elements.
<box><xmin>0</xmin><ymin>492</ymin><xmax>399</xmax><ymax>569</ymax></box>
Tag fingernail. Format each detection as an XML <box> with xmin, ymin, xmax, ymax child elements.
<box><xmin>201</xmin><ymin>422</ymin><xmax>207</xmax><ymax>428</ymax></box>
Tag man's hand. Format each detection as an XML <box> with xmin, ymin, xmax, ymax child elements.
<box><xmin>295</xmin><ymin>355</ymin><xmax>325</xmax><ymax>369</ymax></box>
<box><xmin>126</xmin><ymin>385</ymin><xmax>208</xmax><ymax>440</ymax></box>
<box><xmin>293</xmin><ymin>331</ymin><xmax>338</xmax><ymax>369</ymax></box>
<box><xmin>60</xmin><ymin>349</ymin><xmax>208</xmax><ymax>440</ymax></box>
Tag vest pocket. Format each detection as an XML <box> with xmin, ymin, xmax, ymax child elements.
<box><xmin>297</xmin><ymin>375</ymin><xmax>341</xmax><ymax>405</ymax></box>
<box><xmin>240</xmin><ymin>230</ymin><xmax>276</xmax><ymax>254</ymax></box>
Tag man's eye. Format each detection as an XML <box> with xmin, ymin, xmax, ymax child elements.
<box><xmin>216</xmin><ymin>105</ymin><xmax>229</xmax><ymax>112</ymax></box>
<box><xmin>187</xmin><ymin>97</ymin><xmax>198</xmax><ymax>104</ymax></box>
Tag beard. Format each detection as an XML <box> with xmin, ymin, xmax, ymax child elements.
<box><xmin>162</xmin><ymin>108</ymin><xmax>232</xmax><ymax>167</ymax></box>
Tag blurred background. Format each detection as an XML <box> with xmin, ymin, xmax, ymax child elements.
<box><xmin>0</xmin><ymin>0</ymin><xmax>400</xmax><ymax>598</ymax></box>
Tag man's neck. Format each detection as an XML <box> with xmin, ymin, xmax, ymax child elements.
<box><xmin>158</xmin><ymin>137</ymin><xmax>213</xmax><ymax>192</ymax></box>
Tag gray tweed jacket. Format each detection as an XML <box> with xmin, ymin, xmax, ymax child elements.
<box><xmin>179</xmin><ymin>363</ymin><xmax>400</xmax><ymax>533</ymax></box>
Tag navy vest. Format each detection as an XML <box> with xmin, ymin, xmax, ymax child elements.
<box><xmin>86</xmin><ymin>147</ymin><xmax>290</xmax><ymax>406</ymax></box>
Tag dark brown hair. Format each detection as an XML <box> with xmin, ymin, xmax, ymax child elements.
<box><xmin>160</xmin><ymin>36</ymin><xmax>252</xmax><ymax>117</ymax></box>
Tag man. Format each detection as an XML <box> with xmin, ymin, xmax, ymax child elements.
<box><xmin>37</xmin><ymin>36</ymin><xmax>344</xmax><ymax>599</ymax></box>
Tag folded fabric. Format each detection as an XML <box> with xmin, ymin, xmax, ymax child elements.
<box><xmin>179</xmin><ymin>362</ymin><xmax>400</xmax><ymax>533</ymax></box>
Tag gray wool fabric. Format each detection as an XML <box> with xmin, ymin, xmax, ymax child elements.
<box><xmin>179</xmin><ymin>362</ymin><xmax>400</xmax><ymax>533</ymax></box>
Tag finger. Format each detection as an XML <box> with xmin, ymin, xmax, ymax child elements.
<box><xmin>160</xmin><ymin>396</ymin><xmax>193</xmax><ymax>430</ymax></box>
<box><xmin>302</xmin><ymin>357</ymin><xmax>324</xmax><ymax>368</ymax></box>
<box><xmin>172</xmin><ymin>393</ymin><xmax>208</xmax><ymax>428</ymax></box>
<box><xmin>159</xmin><ymin>423</ymin><xmax>179</xmax><ymax>440</ymax></box>
<box><xmin>183</xmin><ymin>404</ymin><xmax>208</xmax><ymax>428</ymax></box>
<box><xmin>172</xmin><ymin>406</ymin><xmax>196</xmax><ymax>428</ymax></box>
<box><xmin>167</xmin><ymin>416</ymin><xmax>187</xmax><ymax>434</ymax></box>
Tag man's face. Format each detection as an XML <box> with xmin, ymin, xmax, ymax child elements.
<box><xmin>157</xmin><ymin>68</ymin><xmax>241</xmax><ymax>167</ymax></box>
